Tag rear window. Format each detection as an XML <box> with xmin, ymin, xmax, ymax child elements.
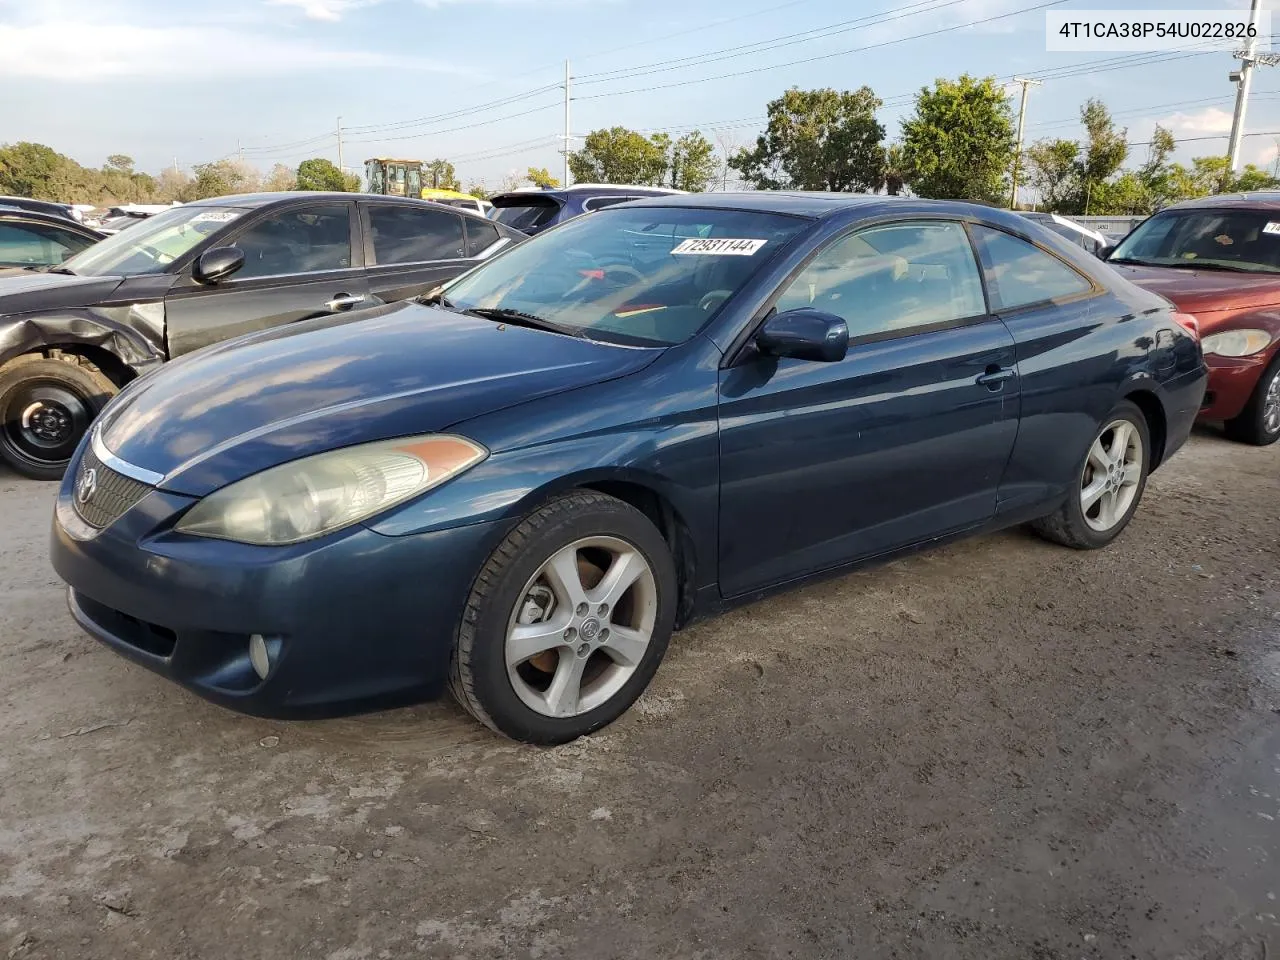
<box><xmin>492</xmin><ymin>198</ymin><xmax>560</xmax><ymax>232</ymax></box>
<box><xmin>1110</xmin><ymin>208</ymin><xmax>1280</xmax><ymax>273</ymax></box>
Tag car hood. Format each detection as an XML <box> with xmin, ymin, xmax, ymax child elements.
<box><xmin>0</xmin><ymin>271</ymin><xmax>125</xmax><ymax>313</ymax></box>
<box><xmin>98</xmin><ymin>300</ymin><xmax>663</xmax><ymax>496</ymax></box>
<box><xmin>1112</xmin><ymin>262</ymin><xmax>1280</xmax><ymax>317</ymax></box>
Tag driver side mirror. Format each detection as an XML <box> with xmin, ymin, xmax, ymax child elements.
<box><xmin>193</xmin><ymin>246</ymin><xmax>245</xmax><ymax>285</ymax></box>
<box><xmin>755</xmin><ymin>308</ymin><xmax>849</xmax><ymax>363</ymax></box>
<box><xmin>1096</xmin><ymin>241</ymin><xmax>1115</xmax><ymax>260</ymax></box>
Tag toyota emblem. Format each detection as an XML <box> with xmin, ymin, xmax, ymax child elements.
<box><xmin>76</xmin><ymin>467</ymin><xmax>98</xmax><ymax>505</ymax></box>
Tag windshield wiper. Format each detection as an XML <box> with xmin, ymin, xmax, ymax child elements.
<box><xmin>46</xmin><ymin>266</ymin><xmax>77</xmax><ymax>275</ymax></box>
<box><xmin>1151</xmin><ymin>260</ymin><xmax>1264</xmax><ymax>273</ymax></box>
<box><xmin>462</xmin><ymin>307</ymin><xmax>582</xmax><ymax>337</ymax></box>
<box><xmin>1107</xmin><ymin>256</ymin><xmax>1155</xmax><ymax>266</ymax></box>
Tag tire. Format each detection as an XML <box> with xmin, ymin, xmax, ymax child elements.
<box><xmin>1223</xmin><ymin>356</ymin><xmax>1280</xmax><ymax>446</ymax></box>
<box><xmin>1030</xmin><ymin>399</ymin><xmax>1152</xmax><ymax>550</ymax></box>
<box><xmin>0</xmin><ymin>355</ymin><xmax>117</xmax><ymax>481</ymax></box>
<box><xmin>450</xmin><ymin>491</ymin><xmax>678</xmax><ymax>745</ymax></box>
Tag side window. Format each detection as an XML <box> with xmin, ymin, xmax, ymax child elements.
<box><xmin>368</xmin><ymin>205</ymin><xmax>465</xmax><ymax>264</ymax></box>
<box><xmin>231</xmin><ymin>204</ymin><xmax>352</xmax><ymax>280</ymax></box>
<box><xmin>0</xmin><ymin>222</ymin><xmax>94</xmax><ymax>266</ymax></box>
<box><xmin>972</xmin><ymin>225</ymin><xmax>1092</xmax><ymax>310</ymax></box>
<box><xmin>464</xmin><ymin>218</ymin><xmax>501</xmax><ymax>257</ymax></box>
<box><xmin>774</xmin><ymin>220</ymin><xmax>986</xmax><ymax>340</ymax></box>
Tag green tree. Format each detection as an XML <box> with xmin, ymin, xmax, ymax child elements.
<box><xmin>1023</xmin><ymin>138</ymin><xmax>1080</xmax><ymax>211</ymax></box>
<box><xmin>1233</xmin><ymin>163</ymin><xmax>1278</xmax><ymax>192</ymax></box>
<box><xmin>1077</xmin><ymin>99</ymin><xmax>1128</xmax><ymax>213</ymax></box>
<box><xmin>155</xmin><ymin>167</ymin><xmax>191</xmax><ymax>203</ymax></box>
<box><xmin>182</xmin><ymin>159</ymin><xmax>252</xmax><ymax>200</ymax></box>
<box><xmin>730</xmin><ymin>86</ymin><xmax>885</xmax><ymax>191</ymax></box>
<box><xmin>569</xmin><ymin>127</ymin><xmax>669</xmax><ymax>185</ymax></box>
<box><xmin>296</xmin><ymin>157</ymin><xmax>352</xmax><ymax>192</ymax></box>
<box><xmin>1136</xmin><ymin>124</ymin><xmax>1176</xmax><ymax>209</ymax></box>
<box><xmin>668</xmin><ymin>131</ymin><xmax>718</xmax><ymax>192</ymax></box>
<box><xmin>883</xmin><ymin>143</ymin><xmax>908</xmax><ymax>196</ymax></box>
<box><xmin>262</xmin><ymin>163</ymin><xmax>296</xmax><ymax>191</ymax></box>
<box><xmin>1090</xmin><ymin>171</ymin><xmax>1148</xmax><ymax>214</ymax></box>
<box><xmin>466</xmin><ymin>181</ymin><xmax>492</xmax><ymax>199</ymax></box>
<box><xmin>526</xmin><ymin>166</ymin><xmax>560</xmax><ymax>189</ymax></box>
<box><xmin>899</xmin><ymin>74</ymin><xmax>1015</xmax><ymax>202</ymax></box>
<box><xmin>424</xmin><ymin>159</ymin><xmax>460</xmax><ymax>191</ymax></box>
<box><xmin>0</xmin><ymin>142</ymin><xmax>68</xmax><ymax>198</ymax></box>
<box><xmin>105</xmin><ymin>154</ymin><xmax>134</xmax><ymax>173</ymax></box>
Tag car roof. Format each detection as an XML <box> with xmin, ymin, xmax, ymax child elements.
<box><xmin>183</xmin><ymin>191</ymin><xmax>501</xmax><ymax>223</ymax></box>
<box><xmin>614</xmin><ymin>191</ymin><xmax>1027</xmax><ymax>223</ymax></box>
<box><xmin>1163</xmin><ymin>191</ymin><xmax>1280</xmax><ymax>212</ymax></box>
<box><xmin>185</xmin><ymin>192</ymin><xmax>462</xmax><ymax>209</ymax></box>
<box><xmin>0</xmin><ymin>206</ymin><xmax>98</xmax><ymax>232</ymax></box>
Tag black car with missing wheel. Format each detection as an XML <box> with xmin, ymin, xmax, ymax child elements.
<box><xmin>0</xmin><ymin>191</ymin><xmax>524</xmax><ymax>479</ymax></box>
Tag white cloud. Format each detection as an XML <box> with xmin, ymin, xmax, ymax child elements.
<box><xmin>1160</xmin><ymin>107</ymin><xmax>1235</xmax><ymax>136</ymax></box>
<box><xmin>0</xmin><ymin>18</ymin><xmax>470</xmax><ymax>81</ymax></box>
<box><xmin>266</xmin><ymin>0</ymin><xmax>374</xmax><ymax>21</ymax></box>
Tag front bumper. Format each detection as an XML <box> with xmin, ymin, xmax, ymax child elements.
<box><xmin>50</xmin><ymin>485</ymin><xmax>506</xmax><ymax>719</ymax></box>
<box><xmin>1198</xmin><ymin>352</ymin><xmax>1273</xmax><ymax>422</ymax></box>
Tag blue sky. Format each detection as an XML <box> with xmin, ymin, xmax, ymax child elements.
<box><xmin>1</xmin><ymin>0</ymin><xmax>1276</xmax><ymax>191</ymax></box>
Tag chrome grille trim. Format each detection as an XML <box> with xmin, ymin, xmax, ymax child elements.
<box><xmin>91</xmin><ymin>427</ymin><xmax>164</xmax><ymax>485</ymax></box>
<box><xmin>71</xmin><ymin>444</ymin><xmax>152</xmax><ymax>529</ymax></box>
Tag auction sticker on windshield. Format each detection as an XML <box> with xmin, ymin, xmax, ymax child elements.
<box><xmin>192</xmin><ymin>210</ymin><xmax>243</xmax><ymax>223</ymax></box>
<box><xmin>1264</xmin><ymin>222</ymin><xmax>1280</xmax><ymax>235</ymax></box>
<box><xmin>671</xmin><ymin>238</ymin><xmax>768</xmax><ymax>256</ymax></box>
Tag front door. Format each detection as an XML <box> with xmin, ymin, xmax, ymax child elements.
<box><xmin>717</xmin><ymin>219</ymin><xmax>1020</xmax><ymax>597</ymax></box>
<box><xmin>164</xmin><ymin>201</ymin><xmax>368</xmax><ymax>357</ymax></box>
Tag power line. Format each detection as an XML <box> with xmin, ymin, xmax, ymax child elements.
<box><xmin>343</xmin><ymin>101</ymin><xmax>563</xmax><ymax>146</ymax></box>
<box><xmin>576</xmin><ymin>0</ymin><xmax>973</xmax><ymax>84</ymax></box>
<box><xmin>572</xmin><ymin>0</ymin><xmax>1071</xmax><ymax>102</ymax></box>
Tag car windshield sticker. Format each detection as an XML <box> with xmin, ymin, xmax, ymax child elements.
<box><xmin>191</xmin><ymin>210</ymin><xmax>243</xmax><ymax>223</ymax></box>
<box><xmin>1264</xmin><ymin>222</ymin><xmax>1280</xmax><ymax>235</ymax></box>
<box><xmin>671</xmin><ymin>238</ymin><xmax>768</xmax><ymax>256</ymax></box>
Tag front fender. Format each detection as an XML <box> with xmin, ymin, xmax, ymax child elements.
<box><xmin>0</xmin><ymin>306</ymin><xmax>165</xmax><ymax>373</ymax></box>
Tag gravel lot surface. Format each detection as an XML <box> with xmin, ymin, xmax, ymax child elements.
<box><xmin>2</xmin><ymin>430</ymin><xmax>1278</xmax><ymax>959</ymax></box>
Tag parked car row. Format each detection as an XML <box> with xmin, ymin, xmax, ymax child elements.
<box><xmin>36</xmin><ymin>191</ymin><xmax>1211</xmax><ymax>745</ymax></box>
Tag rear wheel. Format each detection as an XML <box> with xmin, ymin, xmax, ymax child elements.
<box><xmin>1030</xmin><ymin>400</ymin><xmax>1151</xmax><ymax>550</ymax></box>
<box><xmin>450</xmin><ymin>491</ymin><xmax>677</xmax><ymax>745</ymax></box>
<box><xmin>1223</xmin><ymin>357</ymin><xmax>1280</xmax><ymax>446</ymax></box>
<box><xmin>0</xmin><ymin>356</ymin><xmax>116</xmax><ymax>480</ymax></box>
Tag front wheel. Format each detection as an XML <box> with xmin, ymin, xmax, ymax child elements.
<box><xmin>450</xmin><ymin>491</ymin><xmax>677</xmax><ymax>745</ymax></box>
<box><xmin>0</xmin><ymin>356</ymin><xmax>117</xmax><ymax>480</ymax></box>
<box><xmin>1030</xmin><ymin>400</ymin><xmax>1151</xmax><ymax>550</ymax></box>
<box><xmin>1223</xmin><ymin>357</ymin><xmax>1280</xmax><ymax>446</ymax></box>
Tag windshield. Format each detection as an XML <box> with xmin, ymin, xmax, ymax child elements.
<box><xmin>1109</xmin><ymin>208</ymin><xmax>1280</xmax><ymax>273</ymax></box>
<box><xmin>491</xmin><ymin>199</ymin><xmax>560</xmax><ymax>233</ymax></box>
<box><xmin>62</xmin><ymin>205</ymin><xmax>245</xmax><ymax>276</ymax></box>
<box><xmin>442</xmin><ymin>206</ymin><xmax>808</xmax><ymax>346</ymax></box>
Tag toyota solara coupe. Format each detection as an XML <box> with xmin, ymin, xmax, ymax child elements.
<box><xmin>50</xmin><ymin>194</ymin><xmax>1206</xmax><ymax>744</ymax></box>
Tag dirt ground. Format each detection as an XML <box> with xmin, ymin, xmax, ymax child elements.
<box><xmin>1</xmin><ymin>429</ymin><xmax>1278</xmax><ymax>960</ymax></box>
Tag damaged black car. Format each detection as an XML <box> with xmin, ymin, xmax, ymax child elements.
<box><xmin>0</xmin><ymin>191</ymin><xmax>523</xmax><ymax>479</ymax></box>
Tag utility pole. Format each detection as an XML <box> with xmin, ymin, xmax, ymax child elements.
<box><xmin>562</xmin><ymin>60</ymin><xmax>572</xmax><ymax>187</ymax></box>
<box><xmin>336</xmin><ymin>116</ymin><xmax>344</xmax><ymax>171</ymax></box>
<box><xmin>1008</xmin><ymin>76</ymin><xmax>1042</xmax><ymax>210</ymax></box>
<box><xmin>237</xmin><ymin>140</ymin><xmax>243</xmax><ymax>162</ymax></box>
<box><xmin>1227</xmin><ymin>0</ymin><xmax>1280</xmax><ymax>174</ymax></box>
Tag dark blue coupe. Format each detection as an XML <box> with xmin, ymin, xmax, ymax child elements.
<box><xmin>50</xmin><ymin>194</ymin><xmax>1207</xmax><ymax>744</ymax></box>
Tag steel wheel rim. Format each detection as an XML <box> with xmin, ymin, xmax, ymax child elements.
<box><xmin>1263</xmin><ymin>368</ymin><xmax>1280</xmax><ymax>435</ymax></box>
<box><xmin>0</xmin><ymin>379</ymin><xmax>93</xmax><ymax>466</ymax></box>
<box><xmin>1080</xmin><ymin>418</ymin><xmax>1143</xmax><ymax>533</ymax></box>
<box><xmin>505</xmin><ymin>535</ymin><xmax>658</xmax><ymax>719</ymax></box>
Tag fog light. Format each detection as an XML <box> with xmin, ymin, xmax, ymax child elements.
<box><xmin>249</xmin><ymin>633</ymin><xmax>271</xmax><ymax>680</ymax></box>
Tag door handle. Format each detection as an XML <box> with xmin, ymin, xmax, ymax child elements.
<box><xmin>976</xmin><ymin>365</ymin><xmax>1016</xmax><ymax>390</ymax></box>
<box><xmin>326</xmin><ymin>293</ymin><xmax>366</xmax><ymax>310</ymax></box>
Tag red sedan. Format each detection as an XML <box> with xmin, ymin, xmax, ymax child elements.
<box><xmin>1109</xmin><ymin>193</ymin><xmax>1280</xmax><ymax>445</ymax></box>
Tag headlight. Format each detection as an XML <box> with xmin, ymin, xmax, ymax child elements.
<box><xmin>175</xmin><ymin>435</ymin><xmax>487</xmax><ymax>545</ymax></box>
<box><xmin>1201</xmin><ymin>329</ymin><xmax>1273</xmax><ymax>357</ymax></box>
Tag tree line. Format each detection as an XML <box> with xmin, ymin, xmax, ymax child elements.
<box><xmin>5</xmin><ymin>75</ymin><xmax>1277</xmax><ymax>213</ymax></box>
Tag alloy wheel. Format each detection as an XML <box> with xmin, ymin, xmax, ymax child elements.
<box><xmin>1080</xmin><ymin>418</ymin><xmax>1144</xmax><ymax>533</ymax></box>
<box><xmin>505</xmin><ymin>536</ymin><xmax>658</xmax><ymax>718</ymax></box>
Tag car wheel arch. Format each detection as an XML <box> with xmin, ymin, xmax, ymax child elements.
<box><xmin>1120</xmin><ymin>387</ymin><xmax>1168</xmax><ymax>470</ymax></box>
<box><xmin>499</xmin><ymin>469</ymin><xmax>702</xmax><ymax>629</ymax></box>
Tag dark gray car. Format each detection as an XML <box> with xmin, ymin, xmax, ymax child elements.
<box><xmin>0</xmin><ymin>192</ymin><xmax>525</xmax><ymax>479</ymax></box>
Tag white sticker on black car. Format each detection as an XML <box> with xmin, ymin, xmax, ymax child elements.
<box><xmin>1264</xmin><ymin>221</ymin><xmax>1280</xmax><ymax>235</ymax></box>
<box><xmin>671</xmin><ymin>238</ymin><xmax>768</xmax><ymax>256</ymax></box>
